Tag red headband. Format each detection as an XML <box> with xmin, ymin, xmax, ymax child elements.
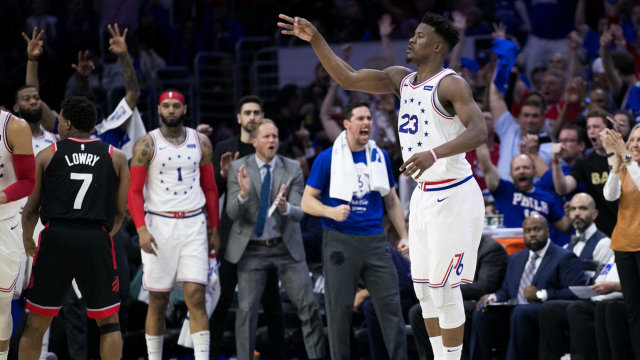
<box><xmin>158</xmin><ymin>91</ymin><xmax>185</xmax><ymax>105</ymax></box>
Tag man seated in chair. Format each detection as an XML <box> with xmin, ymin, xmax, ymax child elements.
<box><xmin>470</xmin><ymin>215</ymin><xmax>588</xmax><ymax>360</ymax></box>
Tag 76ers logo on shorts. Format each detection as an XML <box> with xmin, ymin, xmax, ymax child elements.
<box><xmin>453</xmin><ymin>253</ymin><xmax>464</xmax><ymax>276</ymax></box>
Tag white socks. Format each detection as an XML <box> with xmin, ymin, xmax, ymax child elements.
<box><xmin>191</xmin><ymin>330</ymin><xmax>210</xmax><ymax>360</ymax></box>
<box><xmin>145</xmin><ymin>334</ymin><xmax>164</xmax><ymax>360</ymax></box>
<box><xmin>443</xmin><ymin>344</ymin><xmax>463</xmax><ymax>359</ymax></box>
<box><xmin>0</xmin><ymin>348</ymin><xmax>8</xmax><ymax>360</ymax></box>
<box><xmin>429</xmin><ymin>336</ymin><xmax>444</xmax><ymax>360</ymax></box>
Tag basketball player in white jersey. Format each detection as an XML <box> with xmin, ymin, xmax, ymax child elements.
<box><xmin>0</xmin><ymin>110</ymin><xmax>35</xmax><ymax>360</ymax></box>
<box><xmin>128</xmin><ymin>90</ymin><xmax>219</xmax><ymax>360</ymax></box>
<box><xmin>278</xmin><ymin>12</ymin><xmax>486</xmax><ymax>359</ymax></box>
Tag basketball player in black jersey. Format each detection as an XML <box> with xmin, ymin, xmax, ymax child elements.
<box><xmin>19</xmin><ymin>96</ymin><xmax>129</xmax><ymax>360</ymax></box>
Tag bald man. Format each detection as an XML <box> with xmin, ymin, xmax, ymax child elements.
<box><xmin>470</xmin><ymin>215</ymin><xmax>587</xmax><ymax>360</ymax></box>
<box><xmin>565</xmin><ymin>193</ymin><xmax>613</xmax><ymax>265</ymax></box>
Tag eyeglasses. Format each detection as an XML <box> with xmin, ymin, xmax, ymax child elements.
<box><xmin>558</xmin><ymin>139</ymin><xmax>578</xmax><ymax>144</ymax></box>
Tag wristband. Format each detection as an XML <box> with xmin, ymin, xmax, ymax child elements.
<box><xmin>429</xmin><ymin>149</ymin><xmax>438</xmax><ymax>162</ymax></box>
<box><xmin>551</xmin><ymin>158</ymin><xmax>559</xmax><ymax>164</ymax></box>
<box><xmin>606</xmin><ymin>152</ymin><xmax>614</xmax><ymax>158</ymax></box>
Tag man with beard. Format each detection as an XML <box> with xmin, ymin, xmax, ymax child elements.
<box><xmin>563</xmin><ymin>193</ymin><xmax>612</xmax><ymax>264</ymax></box>
<box><xmin>127</xmin><ymin>90</ymin><xmax>220</xmax><ymax>360</ymax></box>
<box><xmin>470</xmin><ymin>215</ymin><xmax>587</xmax><ymax>360</ymax></box>
<box><xmin>476</xmin><ymin>144</ymin><xmax>571</xmax><ymax>239</ymax></box>
<box><xmin>13</xmin><ymin>86</ymin><xmax>55</xmax><ymax>154</ymax></box>
<box><xmin>552</xmin><ymin>110</ymin><xmax>618</xmax><ymax>236</ymax></box>
<box><xmin>209</xmin><ymin>95</ymin><xmax>284</xmax><ymax>359</ymax></box>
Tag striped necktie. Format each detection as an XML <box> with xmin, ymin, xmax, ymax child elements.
<box><xmin>517</xmin><ymin>253</ymin><xmax>539</xmax><ymax>304</ymax></box>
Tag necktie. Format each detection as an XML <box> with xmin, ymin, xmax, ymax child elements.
<box><xmin>570</xmin><ymin>233</ymin><xmax>586</xmax><ymax>247</ymax></box>
<box><xmin>254</xmin><ymin>164</ymin><xmax>271</xmax><ymax>237</ymax></box>
<box><xmin>517</xmin><ymin>253</ymin><xmax>539</xmax><ymax>304</ymax></box>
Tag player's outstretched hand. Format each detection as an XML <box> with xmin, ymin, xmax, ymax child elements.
<box><xmin>22</xmin><ymin>27</ymin><xmax>45</xmax><ymax>60</ymax></box>
<box><xmin>400</xmin><ymin>151</ymin><xmax>436</xmax><ymax>179</ymax></box>
<box><xmin>138</xmin><ymin>227</ymin><xmax>158</xmax><ymax>256</ymax></box>
<box><xmin>278</xmin><ymin>14</ymin><xmax>316</xmax><ymax>42</ymax></box>
<box><xmin>107</xmin><ymin>23</ymin><xmax>129</xmax><ymax>56</ymax></box>
<box><xmin>23</xmin><ymin>236</ymin><xmax>36</xmax><ymax>257</ymax></box>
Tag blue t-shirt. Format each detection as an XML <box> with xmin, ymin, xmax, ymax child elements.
<box><xmin>492</xmin><ymin>179</ymin><xmax>564</xmax><ymax>228</ymax></box>
<box><xmin>306</xmin><ymin>146</ymin><xmax>396</xmax><ymax>235</ymax></box>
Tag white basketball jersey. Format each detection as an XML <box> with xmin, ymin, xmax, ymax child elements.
<box><xmin>398</xmin><ymin>69</ymin><xmax>472</xmax><ymax>182</ymax></box>
<box><xmin>0</xmin><ymin>111</ymin><xmax>22</xmax><ymax>219</ymax></box>
<box><xmin>145</xmin><ymin>127</ymin><xmax>205</xmax><ymax>212</ymax></box>
<box><xmin>32</xmin><ymin>127</ymin><xmax>56</xmax><ymax>155</ymax></box>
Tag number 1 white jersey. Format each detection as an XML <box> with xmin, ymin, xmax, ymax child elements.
<box><xmin>145</xmin><ymin>127</ymin><xmax>205</xmax><ymax>212</ymax></box>
<box><xmin>397</xmin><ymin>69</ymin><xmax>472</xmax><ymax>182</ymax></box>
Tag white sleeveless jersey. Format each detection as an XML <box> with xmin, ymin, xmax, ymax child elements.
<box><xmin>145</xmin><ymin>127</ymin><xmax>205</xmax><ymax>212</ymax></box>
<box><xmin>32</xmin><ymin>127</ymin><xmax>56</xmax><ymax>155</ymax></box>
<box><xmin>0</xmin><ymin>111</ymin><xmax>23</xmax><ymax>219</ymax></box>
<box><xmin>398</xmin><ymin>69</ymin><xmax>472</xmax><ymax>182</ymax></box>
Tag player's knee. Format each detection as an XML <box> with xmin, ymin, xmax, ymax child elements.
<box><xmin>148</xmin><ymin>291</ymin><xmax>170</xmax><ymax>311</ymax></box>
<box><xmin>413</xmin><ymin>283</ymin><xmax>438</xmax><ymax>319</ymax></box>
<box><xmin>183</xmin><ymin>283</ymin><xmax>206</xmax><ymax>310</ymax></box>
<box><xmin>433</xmin><ymin>287</ymin><xmax>465</xmax><ymax>329</ymax></box>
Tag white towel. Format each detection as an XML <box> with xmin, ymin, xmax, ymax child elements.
<box><xmin>95</xmin><ymin>97</ymin><xmax>147</xmax><ymax>160</ymax></box>
<box><xmin>329</xmin><ymin>131</ymin><xmax>390</xmax><ymax>202</ymax></box>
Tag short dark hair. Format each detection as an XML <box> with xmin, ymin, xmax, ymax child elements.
<box><xmin>523</xmin><ymin>91</ymin><xmax>546</xmax><ymax>110</ymax></box>
<box><xmin>560</xmin><ymin>124</ymin><xmax>587</xmax><ymax>144</ymax></box>
<box><xmin>237</xmin><ymin>95</ymin><xmax>263</xmax><ymax>113</ymax></box>
<box><xmin>342</xmin><ymin>102</ymin><xmax>370</xmax><ymax>120</ymax></box>
<box><xmin>60</xmin><ymin>96</ymin><xmax>98</xmax><ymax>132</ymax></box>
<box><xmin>585</xmin><ymin>109</ymin><xmax>613</xmax><ymax>129</ymax></box>
<box><xmin>14</xmin><ymin>85</ymin><xmax>38</xmax><ymax>104</ymax></box>
<box><xmin>420</xmin><ymin>13</ymin><xmax>460</xmax><ymax>50</ymax></box>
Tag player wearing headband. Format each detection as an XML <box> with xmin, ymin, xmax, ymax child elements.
<box><xmin>127</xmin><ymin>90</ymin><xmax>220</xmax><ymax>360</ymax></box>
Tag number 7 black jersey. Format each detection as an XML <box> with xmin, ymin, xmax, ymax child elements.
<box><xmin>40</xmin><ymin>138</ymin><xmax>118</xmax><ymax>231</ymax></box>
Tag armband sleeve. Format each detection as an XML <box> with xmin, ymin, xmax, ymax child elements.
<box><xmin>127</xmin><ymin>166</ymin><xmax>147</xmax><ymax>229</ymax></box>
<box><xmin>200</xmin><ymin>163</ymin><xmax>219</xmax><ymax>228</ymax></box>
<box><xmin>3</xmin><ymin>154</ymin><xmax>36</xmax><ymax>202</ymax></box>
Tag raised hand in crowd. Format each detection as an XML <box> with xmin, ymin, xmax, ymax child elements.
<box><xmin>22</xmin><ymin>27</ymin><xmax>45</xmax><ymax>61</ymax></box>
<box><xmin>71</xmin><ymin>50</ymin><xmax>95</xmax><ymax>77</ymax></box>
<box><xmin>220</xmin><ymin>151</ymin><xmax>240</xmax><ymax>178</ymax></box>
<box><xmin>107</xmin><ymin>23</ymin><xmax>129</xmax><ymax>56</ymax></box>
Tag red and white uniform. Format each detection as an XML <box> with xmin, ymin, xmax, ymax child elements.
<box><xmin>142</xmin><ymin>127</ymin><xmax>208</xmax><ymax>291</ymax></box>
<box><xmin>145</xmin><ymin>128</ymin><xmax>205</xmax><ymax>212</ymax></box>
<box><xmin>32</xmin><ymin>127</ymin><xmax>56</xmax><ymax>156</ymax></box>
<box><xmin>0</xmin><ymin>111</ymin><xmax>22</xmax><ymax>296</ymax></box>
<box><xmin>398</xmin><ymin>70</ymin><xmax>484</xmax><ymax>289</ymax></box>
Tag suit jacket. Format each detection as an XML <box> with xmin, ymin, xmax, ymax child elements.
<box><xmin>461</xmin><ymin>236</ymin><xmax>508</xmax><ymax>301</ymax></box>
<box><xmin>225</xmin><ymin>154</ymin><xmax>306</xmax><ymax>264</ymax></box>
<box><xmin>494</xmin><ymin>241</ymin><xmax>587</xmax><ymax>302</ymax></box>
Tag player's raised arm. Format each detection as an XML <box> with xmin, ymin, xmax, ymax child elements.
<box><xmin>277</xmin><ymin>14</ymin><xmax>409</xmax><ymax>96</ymax></box>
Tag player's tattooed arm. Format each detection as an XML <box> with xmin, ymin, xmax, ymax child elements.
<box><xmin>130</xmin><ymin>134</ymin><xmax>154</xmax><ymax>167</ymax></box>
<box><xmin>198</xmin><ymin>132</ymin><xmax>213</xmax><ymax>166</ymax></box>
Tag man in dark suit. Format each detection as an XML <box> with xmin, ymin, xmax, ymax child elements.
<box><xmin>226</xmin><ymin>119</ymin><xmax>326</xmax><ymax>360</ymax></box>
<box><xmin>209</xmin><ymin>95</ymin><xmax>283</xmax><ymax>359</ymax></box>
<box><xmin>409</xmin><ymin>235</ymin><xmax>508</xmax><ymax>360</ymax></box>
<box><xmin>470</xmin><ymin>215</ymin><xmax>588</xmax><ymax>360</ymax></box>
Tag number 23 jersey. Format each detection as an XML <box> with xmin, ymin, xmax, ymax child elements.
<box><xmin>398</xmin><ymin>68</ymin><xmax>472</xmax><ymax>182</ymax></box>
<box><xmin>41</xmin><ymin>138</ymin><xmax>118</xmax><ymax>230</ymax></box>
